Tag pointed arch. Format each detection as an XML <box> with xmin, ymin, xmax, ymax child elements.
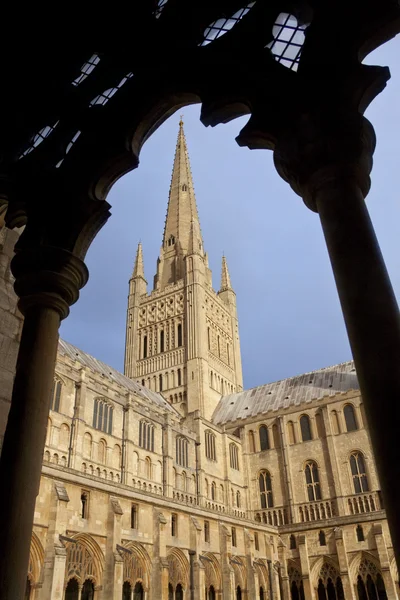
<box><xmin>201</xmin><ymin>552</ymin><xmax>222</xmax><ymax>591</ymax></box>
<box><xmin>65</xmin><ymin>533</ymin><xmax>105</xmax><ymax>587</ymax></box>
<box><xmin>231</xmin><ymin>555</ymin><xmax>247</xmax><ymax>590</ymax></box>
<box><xmin>122</xmin><ymin>541</ymin><xmax>152</xmax><ymax>591</ymax></box>
<box><xmin>167</xmin><ymin>548</ymin><xmax>190</xmax><ymax>590</ymax></box>
<box><xmin>254</xmin><ymin>560</ymin><xmax>269</xmax><ymax>595</ymax></box>
<box><xmin>348</xmin><ymin>552</ymin><xmax>382</xmax><ymax>585</ymax></box>
<box><xmin>311</xmin><ymin>556</ymin><xmax>340</xmax><ymax>588</ymax></box>
<box><xmin>28</xmin><ymin>531</ymin><xmax>45</xmax><ymax>585</ymax></box>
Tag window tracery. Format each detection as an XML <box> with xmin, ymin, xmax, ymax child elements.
<box><xmin>304</xmin><ymin>461</ymin><xmax>321</xmax><ymax>501</ymax></box>
<box><xmin>259</xmin><ymin>470</ymin><xmax>273</xmax><ymax>508</ymax></box>
<box><xmin>93</xmin><ymin>398</ymin><xmax>113</xmax><ymax>434</ymax></box>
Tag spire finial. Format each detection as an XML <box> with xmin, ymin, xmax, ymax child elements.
<box><xmin>179</xmin><ymin>114</ymin><xmax>184</xmax><ymax>127</ymax></box>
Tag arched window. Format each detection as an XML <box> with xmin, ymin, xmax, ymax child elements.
<box><xmin>350</xmin><ymin>452</ymin><xmax>369</xmax><ymax>493</ymax></box>
<box><xmin>290</xmin><ymin>534</ymin><xmax>296</xmax><ymax>549</ymax></box>
<box><xmin>98</xmin><ymin>439</ymin><xmax>107</xmax><ymax>464</ymax></box>
<box><xmin>227</xmin><ymin>343</ymin><xmax>230</xmax><ymax>365</ymax></box>
<box><xmin>143</xmin><ymin>335</ymin><xmax>148</xmax><ymax>359</ymax></box>
<box><xmin>182</xmin><ymin>184</ymin><xmax>187</xmax><ymax>191</ymax></box>
<box><xmin>344</xmin><ymin>404</ymin><xmax>358</xmax><ymax>432</ymax></box>
<box><xmin>205</xmin><ymin>430</ymin><xmax>216</xmax><ymax>461</ymax></box>
<box><xmin>81</xmin><ymin>492</ymin><xmax>88</xmax><ymax>519</ymax></box>
<box><xmin>249</xmin><ymin>430</ymin><xmax>255</xmax><ymax>453</ymax></box>
<box><xmin>204</xmin><ymin>478</ymin><xmax>209</xmax><ymax>498</ymax></box>
<box><xmin>176</xmin><ymin>584</ymin><xmax>183</xmax><ymax>600</ymax></box>
<box><xmin>260</xmin><ymin>587</ymin><xmax>264</xmax><ymax>600</ymax></box>
<box><xmin>300</xmin><ymin>414</ymin><xmax>312</xmax><ymax>441</ymax></box>
<box><xmin>356</xmin><ymin>525</ymin><xmax>365</xmax><ymax>542</ymax></box>
<box><xmin>139</xmin><ymin>421</ymin><xmax>155</xmax><ymax>452</ymax></box>
<box><xmin>211</xmin><ymin>481</ymin><xmax>216</xmax><ymax>500</ymax></box>
<box><xmin>93</xmin><ymin>398</ymin><xmax>113</xmax><ymax>434</ymax></box>
<box><xmin>259</xmin><ymin>470</ymin><xmax>273</xmax><ymax>508</ymax></box>
<box><xmin>145</xmin><ymin>456</ymin><xmax>152</xmax><ymax>479</ymax></box>
<box><xmin>319</xmin><ymin>530</ymin><xmax>326</xmax><ymax>546</ymax></box>
<box><xmin>287</xmin><ymin>420</ymin><xmax>296</xmax><ymax>444</ymax></box>
<box><xmin>177</xmin><ymin>323</ymin><xmax>183</xmax><ymax>347</ymax></box>
<box><xmin>177</xmin><ymin>368</ymin><xmax>182</xmax><ymax>386</ymax></box>
<box><xmin>305</xmin><ymin>460</ymin><xmax>321</xmax><ymax>501</ymax></box>
<box><xmin>176</xmin><ymin>436</ymin><xmax>189</xmax><ymax>467</ymax></box>
<box><xmin>229</xmin><ymin>443</ymin><xmax>239</xmax><ymax>470</ymax></box>
<box><xmin>50</xmin><ymin>378</ymin><xmax>62</xmax><ymax>412</ymax></box>
<box><xmin>160</xmin><ymin>329</ymin><xmax>165</xmax><ymax>353</ymax></box>
<box><xmin>217</xmin><ymin>335</ymin><xmax>220</xmax><ymax>357</ymax></box>
<box><xmin>159</xmin><ymin>373</ymin><xmax>163</xmax><ymax>391</ymax></box>
<box><xmin>236</xmin><ymin>490</ymin><xmax>241</xmax><ymax>508</ymax></box>
<box><xmin>259</xmin><ymin>425</ymin><xmax>270</xmax><ymax>451</ymax></box>
<box><xmin>208</xmin><ymin>327</ymin><xmax>211</xmax><ymax>349</ymax></box>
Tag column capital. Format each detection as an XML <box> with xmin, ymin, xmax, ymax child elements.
<box><xmin>273</xmin><ymin>112</ymin><xmax>376</xmax><ymax>212</ymax></box>
<box><xmin>11</xmin><ymin>246</ymin><xmax>88</xmax><ymax>319</ymax></box>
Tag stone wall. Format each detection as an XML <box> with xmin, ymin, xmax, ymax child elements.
<box><xmin>0</xmin><ymin>221</ymin><xmax>23</xmax><ymax>450</ymax></box>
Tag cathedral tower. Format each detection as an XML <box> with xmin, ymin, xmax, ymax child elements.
<box><xmin>124</xmin><ymin>120</ymin><xmax>243</xmax><ymax>419</ymax></box>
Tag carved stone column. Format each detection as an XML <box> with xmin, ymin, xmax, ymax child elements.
<box><xmin>0</xmin><ymin>246</ymin><xmax>88</xmax><ymax>600</ymax></box>
<box><xmin>334</xmin><ymin>528</ymin><xmax>355</xmax><ymax>600</ymax></box>
<box><xmin>274</xmin><ymin>112</ymin><xmax>400</xmax><ymax>570</ymax></box>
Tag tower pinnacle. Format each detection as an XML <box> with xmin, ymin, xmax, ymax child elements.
<box><xmin>220</xmin><ymin>255</ymin><xmax>233</xmax><ymax>292</ymax></box>
<box><xmin>132</xmin><ymin>242</ymin><xmax>146</xmax><ymax>280</ymax></box>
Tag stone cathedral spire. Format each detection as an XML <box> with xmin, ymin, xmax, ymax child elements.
<box><xmin>125</xmin><ymin>121</ymin><xmax>243</xmax><ymax>419</ymax></box>
<box><xmin>154</xmin><ymin>119</ymin><xmax>204</xmax><ymax>290</ymax></box>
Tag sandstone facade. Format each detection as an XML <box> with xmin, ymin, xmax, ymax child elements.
<box><xmin>4</xmin><ymin>123</ymin><xmax>397</xmax><ymax>599</ymax></box>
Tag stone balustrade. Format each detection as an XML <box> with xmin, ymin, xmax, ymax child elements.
<box><xmin>347</xmin><ymin>491</ymin><xmax>382</xmax><ymax>515</ymax></box>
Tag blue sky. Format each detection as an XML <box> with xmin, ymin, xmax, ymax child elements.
<box><xmin>60</xmin><ymin>36</ymin><xmax>400</xmax><ymax>390</ymax></box>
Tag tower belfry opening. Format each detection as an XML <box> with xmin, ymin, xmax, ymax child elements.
<box><xmin>124</xmin><ymin>121</ymin><xmax>243</xmax><ymax>418</ymax></box>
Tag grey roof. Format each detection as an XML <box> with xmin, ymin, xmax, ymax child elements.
<box><xmin>58</xmin><ymin>339</ymin><xmax>179</xmax><ymax>415</ymax></box>
<box><xmin>212</xmin><ymin>361</ymin><xmax>359</xmax><ymax>426</ymax></box>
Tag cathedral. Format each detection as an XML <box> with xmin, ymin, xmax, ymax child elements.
<box><xmin>9</xmin><ymin>122</ymin><xmax>398</xmax><ymax>599</ymax></box>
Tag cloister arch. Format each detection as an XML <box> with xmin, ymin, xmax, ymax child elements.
<box><xmin>27</xmin><ymin>531</ymin><xmax>45</xmax><ymax>595</ymax></box>
<box><xmin>64</xmin><ymin>533</ymin><xmax>105</xmax><ymax>590</ymax></box>
<box><xmin>201</xmin><ymin>552</ymin><xmax>222</xmax><ymax>598</ymax></box>
<box><xmin>167</xmin><ymin>547</ymin><xmax>190</xmax><ymax>593</ymax></box>
<box><xmin>122</xmin><ymin>541</ymin><xmax>152</xmax><ymax>593</ymax></box>
<box><xmin>231</xmin><ymin>556</ymin><xmax>247</xmax><ymax>594</ymax></box>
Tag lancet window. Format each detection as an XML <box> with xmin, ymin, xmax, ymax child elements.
<box><xmin>139</xmin><ymin>420</ymin><xmax>155</xmax><ymax>452</ymax></box>
<box><xmin>259</xmin><ymin>470</ymin><xmax>273</xmax><ymax>508</ymax></box>
<box><xmin>176</xmin><ymin>436</ymin><xmax>189</xmax><ymax>467</ymax></box>
<box><xmin>93</xmin><ymin>398</ymin><xmax>113</xmax><ymax>434</ymax></box>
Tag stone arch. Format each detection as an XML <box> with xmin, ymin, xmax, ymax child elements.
<box><xmin>167</xmin><ymin>548</ymin><xmax>190</xmax><ymax>590</ymax></box>
<box><xmin>231</xmin><ymin>556</ymin><xmax>247</xmax><ymax>591</ymax></box>
<box><xmin>201</xmin><ymin>552</ymin><xmax>222</xmax><ymax>592</ymax></box>
<box><xmin>122</xmin><ymin>541</ymin><xmax>152</xmax><ymax>591</ymax></box>
<box><xmin>348</xmin><ymin>551</ymin><xmax>381</xmax><ymax>584</ymax></box>
<box><xmin>390</xmin><ymin>556</ymin><xmax>399</xmax><ymax>588</ymax></box>
<box><xmin>60</xmin><ymin>423</ymin><xmax>70</xmax><ymax>449</ymax></box>
<box><xmin>28</xmin><ymin>531</ymin><xmax>45</xmax><ymax>586</ymax></box>
<box><xmin>254</xmin><ymin>560</ymin><xmax>269</xmax><ymax>594</ymax></box>
<box><xmin>288</xmin><ymin>560</ymin><xmax>304</xmax><ymax>600</ymax></box>
<box><xmin>311</xmin><ymin>556</ymin><xmax>340</xmax><ymax>589</ymax></box>
<box><xmin>65</xmin><ymin>533</ymin><xmax>105</xmax><ymax>588</ymax></box>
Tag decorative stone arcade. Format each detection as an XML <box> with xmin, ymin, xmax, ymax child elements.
<box><xmin>0</xmin><ymin>2</ymin><xmax>399</xmax><ymax>599</ymax></box>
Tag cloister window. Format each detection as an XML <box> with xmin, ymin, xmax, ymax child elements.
<box><xmin>236</xmin><ymin>490</ymin><xmax>241</xmax><ymax>508</ymax></box>
<box><xmin>171</xmin><ymin>513</ymin><xmax>177</xmax><ymax>537</ymax></box>
<box><xmin>231</xmin><ymin>527</ymin><xmax>237</xmax><ymax>547</ymax></box>
<box><xmin>81</xmin><ymin>491</ymin><xmax>88</xmax><ymax>519</ymax></box>
<box><xmin>50</xmin><ymin>378</ymin><xmax>62</xmax><ymax>412</ymax></box>
<box><xmin>259</xmin><ymin>425</ymin><xmax>270</xmax><ymax>451</ymax></box>
<box><xmin>159</xmin><ymin>374</ymin><xmax>163</xmax><ymax>392</ymax></box>
<box><xmin>319</xmin><ymin>530</ymin><xmax>326</xmax><ymax>546</ymax></box>
<box><xmin>176</xmin><ymin>436</ymin><xmax>189</xmax><ymax>467</ymax></box>
<box><xmin>93</xmin><ymin>398</ymin><xmax>113</xmax><ymax>434</ymax></box>
<box><xmin>300</xmin><ymin>414</ymin><xmax>312</xmax><ymax>441</ymax></box>
<box><xmin>143</xmin><ymin>335</ymin><xmax>148</xmax><ymax>358</ymax></box>
<box><xmin>344</xmin><ymin>404</ymin><xmax>358</xmax><ymax>432</ymax></box>
<box><xmin>131</xmin><ymin>504</ymin><xmax>138</xmax><ymax>529</ymax></box>
<box><xmin>305</xmin><ymin>460</ymin><xmax>322</xmax><ymax>501</ymax></box>
<box><xmin>290</xmin><ymin>534</ymin><xmax>296</xmax><ymax>550</ymax></box>
<box><xmin>356</xmin><ymin>525</ymin><xmax>365</xmax><ymax>542</ymax></box>
<box><xmin>177</xmin><ymin>368</ymin><xmax>182</xmax><ymax>386</ymax></box>
<box><xmin>254</xmin><ymin>532</ymin><xmax>259</xmax><ymax>550</ymax></box>
<box><xmin>160</xmin><ymin>330</ymin><xmax>165</xmax><ymax>353</ymax></box>
<box><xmin>259</xmin><ymin>470</ymin><xmax>274</xmax><ymax>508</ymax></box>
<box><xmin>229</xmin><ymin>443</ymin><xmax>239</xmax><ymax>470</ymax></box>
<box><xmin>350</xmin><ymin>452</ymin><xmax>369</xmax><ymax>493</ymax></box>
<box><xmin>204</xmin><ymin>520</ymin><xmax>210</xmax><ymax>542</ymax></box>
<box><xmin>177</xmin><ymin>324</ymin><xmax>183</xmax><ymax>347</ymax></box>
<box><xmin>205</xmin><ymin>430</ymin><xmax>216</xmax><ymax>461</ymax></box>
<box><xmin>139</xmin><ymin>421</ymin><xmax>155</xmax><ymax>452</ymax></box>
